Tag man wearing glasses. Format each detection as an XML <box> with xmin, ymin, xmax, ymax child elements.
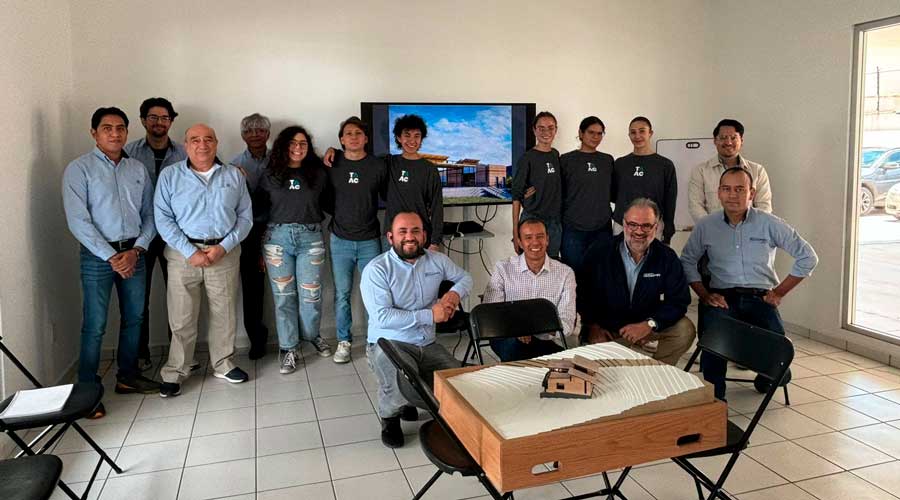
<box><xmin>578</xmin><ymin>198</ymin><xmax>695</xmax><ymax>366</ymax></box>
<box><xmin>681</xmin><ymin>168</ymin><xmax>817</xmax><ymax>400</ymax></box>
<box><xmin>125</xmin><ymin>97</ymin><xmax>187</xmax><ymax>370</ymax></box>
<box><xmin>688</xmin><ymin>119</ymin><xmax>772</xmax><ymax>223</ymax></box>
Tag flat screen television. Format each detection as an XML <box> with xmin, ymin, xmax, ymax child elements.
<box><xmin>360</xmin><ymin>102</ymin><xmax>536</xmax><ymax>206</ymax></box>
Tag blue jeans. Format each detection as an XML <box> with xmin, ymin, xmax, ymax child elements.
<box><xmin>330</xmin><ymin>234</ymin><xmax>381</xmax><ymax>342</ymax></box>
<box><xmin>521</xmin><ymin>213</ymin><xmax>562</xmax><ymax>258</ymax></box>
<box><xmin>263</xmin><ymin>224</ymin><xmax>325</xmax><ymax>350</ymax></box>
<box><xmin>78</xmin><ymin>246</ymin><xmax>146</xmax><ymax>383</ymax></box>
<box><xmin>699</xmin><ymin>292</ymin><xmax>785</xmax><ymax>399</ymax></box>
<box><xmin>561</xmin><ymin>225</ymin><xmax>612</xmax><ymax>273</ymax></box>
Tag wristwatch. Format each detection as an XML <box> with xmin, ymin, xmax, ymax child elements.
<box><xmin>647</xmin><ymin>318</ymin><xmax>658</xmax><ymax>331</ymax></box>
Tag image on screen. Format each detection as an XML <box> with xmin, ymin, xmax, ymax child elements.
<box><xmin>363</xmin><ymin>102</ymin><xmax>534</xmax><ymax>206</ymax></box>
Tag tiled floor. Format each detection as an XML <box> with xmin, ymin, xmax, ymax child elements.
<box><xmin>17</xmin><ymin>328</ymin><xmax>900</xmax><ymax>499</ymax></box>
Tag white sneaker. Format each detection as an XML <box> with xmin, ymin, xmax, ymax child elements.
<box><xmin>333</xmin><ymin>341</ymin><xmax>352</xmax><ymax>364</ymax></box>
<box><xmin>280</xmin><ymin>350</ymin><xmax>299</xmax><ymax>374</ymax></box>
<box><xmin>643</xmin><ymin>340</ymin><xmax>659</xmax><ymax>354</ymax></box>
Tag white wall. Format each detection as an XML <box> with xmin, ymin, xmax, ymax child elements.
<box><xmin>704</xmin><ymin>1</ymin><xmax>900</xmax><ymax>348</ymax></box>
<box><xmin>65</xmin><ymin>0</ymin><xmax>714</xmax><ymax>346</ymax></box>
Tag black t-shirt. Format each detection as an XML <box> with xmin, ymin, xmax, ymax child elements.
<box><xmin>560</xmin><ymin>150</ymin><xmax>615</xmax><ymax>231</ymax></box>
<box><xmin>612</xmin><ymin>153</ymin><xmax>677</xmax><ymax>243</ymax></box>
<box><xmin>325</xmin><ymin>154</ymin><xmax>387</xmax><ymax>241</ymax></box>
<box><xmin>384</xmin><ymin>155</ymin><xmax>443</xmax><ymax>244</ymax></box>
<box><xmin>151</xmin><ymin>146</ymin><xmax>168</xmax><ymax>176</ymax></box>
<box><xmin>256</xmin><ymin>166</ymin><xmax>326</xmax><ymax>225</ymax></box>
<box><xmin>510</xmin><ymin>148</ymin><xmax>562</xmax><ymax>221</ymax></box>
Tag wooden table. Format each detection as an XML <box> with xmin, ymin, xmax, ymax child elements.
<box><xmin>434</xmin><ymin>363</ymin><xmax>727</xmax><ymax>495</ymax></box>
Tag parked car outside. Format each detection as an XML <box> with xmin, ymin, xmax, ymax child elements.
<box><xmin>885</xmin><ymin>183</ymin><xmax>900</xmax><ymax>219</ymax></box>
<box><xmin>860</xmin><ymin>147</ymin><xmax>900</xmax><ymax>215</ymax></box>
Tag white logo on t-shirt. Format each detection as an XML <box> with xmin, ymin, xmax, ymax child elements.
<box><xmin>546</xmin><ymin>162</ymin><xmax>556</xmax><ymax>174</ymax></box>
<box><xmin>633</xmin><ymin>166</ymin><xmax>644</xmax><ymax>177</ymax></box>
<box><xmin>587</xmin><ymin>162</ymin><xmax>597</xmax><ymax>172</ymax></box>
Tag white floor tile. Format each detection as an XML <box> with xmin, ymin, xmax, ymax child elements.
<box><xmin>258</xmin><ymin>481</ymin><xmax>335</xmax><ymax>499</ymax></box>
<box><xmin>310</xmin><ymin>374</ymin><xmax>366</xmax><ymax>398</ymax></box>
<box><xmin>256</xmin><ymin>422</ymin><xmax>322</xmax><ymax>456</ymax></box>
<box><xmin>326</xmin><ymin>439</ymin><xmax>400</xmax><ymax>480</ymax></box>
<box><xmin>117</xmin><ymin>439</ymin><xmax>190</xmax><ymax>476</ymax></box>
<box><xmin>49</xmin><ymin>479</ymin><xmax>103</xmax><ymax>500</ymax></box>
<box><xmin>853</xmin><ymin>461</ymin><xmax>900</xmax><ymax>497</ymax></box>
<box><xmin>256</xmin><ymin>380</ymin><xmax>312</xmax><ymax>405</ymax></box>
<box><xmin>742</xmin><ymin>441</ymin><xmax>841</xmax><ymax>481</ymax></box>
<box><xmin>832</xmin><ymin>371</ymin><xmax>900</xmax><ymax>393</ymax></box>
<box><xmin>314</xmin><ymin>393</ymin><xmax>375</xmax><ymax>420</ymax></box>
<box><xmin>692</xmin><ymin>453</ymin><xmax>789</xmax><ymax>494</ymax></box>
<box><xmin>186</xmin><ymin>430</ymin><xmax>255</xmax><ymax>466</ymax></box>
<box><xmin>839</xmin><ymin>394</ymin><xmax>900</xmax><ymax>421</ymax></box>
<box><xmin>100</xmin><ymin>468</ymin><xmax>181</xmax><ymax>500</ymax></box>
<box><xmin>136</xmin><ymin>394</ymin><xmax>200</xmax><ymax>420</ymax></box>
<box><xmin>256</xmin><ymin>399</ymin><xmax>317</xmax><ymax>428</ymax></box>
<box><xmin>192</xmin><ymin>407</ymin><xmax>254</xmax><ymax>437</ymax></box>
<box><xmin>54</xmin><ymin>421</ymin><xmax>131</xmax><ymax>453</ymax></box>
<box><xmin>563</xmin><ymin>472</ymin><xmax>655</xmax><ymax>500</ymax></box>
<box><xmin>257</xmin><ymin>448</ymin><xmax>331</xmax><ymax>491</ymax></box>
<box><xmin>772</xmin><ymin>384</ymin><xmax>826</xmax><ymax>406</ymax></box>
<box><xmin>792</xmin><ymin>400</ymin><xmax>880</xmax><ymax>430</ymax></box>
<box><xmin>392</xmin><ymin>432</ymin><xmax>431</xmax><ymax>468</ymax></box>
<box><xmin>403</xmin><ymin>464</ymin><xmax>488</xmax><ymax>500</ymax></box>
<box><xmin>729</xmin><ymin>415</ymin><xmax>786</xmax><ymax>447</ymax></box>
<box><xmin>794</xmin><ymin>432</ymin><xmax>894</xmax><ymax>470</ymax></box>
<box><xmin>757</xmin><ymin>408</ymin><xmax>833</xmax><ymax>439</ymax></box>
<box><xmin>793</xmin><ymin>376</ymin><xmax>868</xmax><ymax>399</ymax></box>
<box><xmin>794</xmin><ymin>356</ymin><xmax>858</xmax><ymax>375</ymax></box>
<box><xmin>178</xmin><ymin>458</ymin><xmax>256</xmax><ymax>500</ymax></box>
<box><xmin>57</xmin><ymin>447</ymin><xmax>116</xmax><ymax>483</ymax></box>
<box><xmin>125</xmin><ymin>414</ymin><xmax>195</xmax><ymax>446</ymax></box>
<box><xmin>332</xmin><ymin>470</ymin><xmax>411</xmax><ymax>500</ymax></box>
<box><xmin>304</xmin><ymin>356</ymin><xmax>359</xmax><ymax>379</ymax></box>
<box><xmin>825</xmin><ymin>351</ymin><xmax>887</xmax><ymax>370</ymax></box>
<box><xmin>796</xmin><ymin>471</ymin><xmax>898</xmax><ymax>500</ymax></box>
<box><xmin>737</xmin><ymin>483</ymin><xmax>819</xmax><ymax>500</ymax></box>
<box><xmin>631</xmin><ymin>461</ymin><xmax>725</xmax><ymax>499</ymax></box>
<box><xmin>845</xmin><ymin>424</ymin><xmax>900</xmax><ymax>459</ymax></box>
<box><xmin>197</xmin><ymin>385</ymin><xmax>255</xmax><ymax>413</ymax></box>
<box><xmin>319</xmin><ymin>413</ymin><xmax>382</xmax><ymax>446</ymax></box>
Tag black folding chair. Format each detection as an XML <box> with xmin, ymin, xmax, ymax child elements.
<box><xmin>377</xmin><ymin>338</ymin><xmax>511</xmax><ymax>500</ymax></box>
<box><xmin>465</xmin><ymin>298</ymin><xmax>568</xmax><ymax>365</ymax></box>
<box><xmin>435</xmin><ymin>280</ymin><xmax>472</xmax><ymax>366</ymax></box>
<box><xmin>0</xmin><ymin>335</ymin><xmax>123</xmax><ymax>500</ymax></box>
<box><xmin>673</xmin><ymin>316</ymin><xmax>794</xmax><ymax>500</ymax></box>
<box><xmin>0</xmin><ymin>454</ymin><xmax>63</xmax><ymax>500</ymax></box>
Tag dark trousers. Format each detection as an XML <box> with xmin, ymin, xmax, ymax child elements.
<box><xmin>561</xmin><ymin>224</ymin><xmax>612</xmax><ymax>274</ymax></box>
<box><xmin>241</xmin><ymin>223</ymin><xmax>269</xmax><ymax>350</ymax></box>
<box><xmin>139</xmin><ymin>235</ymin><xmax>168</xmax><ymax>359</ymax></box>
<box><xmin>490</xmin><ymin>337</ymin><xmax>564</xmax><ymax>362</ymax></box>
<box><xmin>700</xmin><ymin>291</ymin><xmax>785</xmax><ymax>399</ymax></box>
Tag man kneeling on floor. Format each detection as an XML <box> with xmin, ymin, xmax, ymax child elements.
<box><xmin>578</xmin><ymin>198</ymin><xmax>696</xmax><ymax>365</ymax></box>
<box><xmin>361</xmin><ymin>212</ymin><xmax>473</xmax><ymax>448</ymax></box>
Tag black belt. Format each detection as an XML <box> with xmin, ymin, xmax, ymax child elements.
<box><xmin>109</xmin><ymin>238</ymin><xmax>137</xmax><ymax>252</ymax></box>
<box><xmin>188</xmin><ymin>237</ymin><xmax>224</xmax><ymax>245</ymax></box>
<box><xmin>713</xmin><ymin>287</ymin><xmax>768</xmax><ymax>297</ymax></box>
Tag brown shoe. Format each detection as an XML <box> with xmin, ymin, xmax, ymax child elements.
<box><xmin>86</xmin><ymin>402</ymin><xmax>106</xmax><ymax>420</ymax></box>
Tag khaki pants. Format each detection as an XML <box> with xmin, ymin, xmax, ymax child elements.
<box><xmin>613</xmin><ymin>317</ymin><xmax>696</xmax><ymax>366</ymax></box>
<box><xmin>160</xmin><ymin>244</ymin><xmax>241</xmax><ymax>383</ymax></box>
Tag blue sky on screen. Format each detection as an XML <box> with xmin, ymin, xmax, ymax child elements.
<box><xmin>388</xmin><ymin>104</ymin><xmax>513</xmax><ymax>165</ymax></box>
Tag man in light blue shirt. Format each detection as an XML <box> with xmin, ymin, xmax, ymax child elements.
<box><xmin>230</xmin><ymin>113</ymin><xmax>271</xmax><ymax>360</ymax></box>
<box><xmin>681</xmin><ymin>167</ymin><xmax>818</xmax><ymax>399</ymax></box>
<box><xmin>124</xmin><ymin>97</ymin><xmax>187</xmax><ymax>369</ymax></box>
<box><xmin>62</xmin><ymin>107</ymin><xmax>161</xmax><ymax>417</ymax></box>
<box><xmin>154</xmin><ymin>123</ymin><xmax>253</xmax><ymax>397</ymax></box>
<box><xmin>361</xmin><ymin>212</ymin><xmax>472</xmax><ymax>448</ymax></box>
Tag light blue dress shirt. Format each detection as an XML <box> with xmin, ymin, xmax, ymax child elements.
<box><xmin>62</xmin><ymin>147</ymin><xmax>156</xmax><ymax>261</ymax></box>
<box><xmin>229</xmin><ymin>148</ymin><xmax>269</xmax><ymax>192</ymax></box>
<box><xmin>153</xmin><ymin>159</ymin><xmax>253</xmax><ymax>259</ymax></box>
<box><xmin>361</xmin><ymin>248</ymin><xmax>473</xmax><ymax>346</ymax></box>
<box><xmin>619</xmin><ymin>240</ymin><xmax>648</xmax><ymax>299</ymax></box>
<box><xmin>681</xmin><ymin>208</ymin><xmax>818</xmax><ymax>290</ymax></box>
<box><xmin>123</xmin><ymin>137</ymin><xmax>187</xmax><ymax>186</ymax></box>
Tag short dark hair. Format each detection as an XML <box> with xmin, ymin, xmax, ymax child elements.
<box><xmin>389</xmin><ymin>211</ymin><xmax>425</xmax><ymax>232</ymax></box>
<box><xmin>139</xmin><ymin>97</ymin><xmax>178</xmax><ymax>120</ymax></box>
<box><xmin>91</xmin><ymin>107</ymin><xmax>129</xmax><ymax>130</ymax></box>
<box><xmin>624</xmin><ymin>197</ymin><xmax>660</xmax><ymax>221</ymax></box>
<box><xmin>339</xmin><ymin>116</ymin><xmax>369</xmax><ymax>143</ymax></box>
<box><xmin>533</xmin><ymin>111</ymin><xmax>557</xmax><ymax>129</ymax></box>
<box><xmin>629</xmin><ymin>116</ymin><xmax>652</xmax><ymax>130</ymax></box>
<box><xmin>392</xmin><ymin>114</ymin><xmax>427</xmax><ymax>149</ymax></box>
<box><xmin>517</xmin><ymin>217</ymin><xmax>546</xmax><ymax>233</ymax></box>
<box><xmin>713</xmin><ymin>119</ymin><xmax>744</xmax><ymax>138</ymax></box>
<box><xmin>719</xmin><ymin>166</ymin><xmax>753</xmax><ymax>186</ymax></box>
<box><xmin>579</xmin><ymin>116</ymin><xmax>605</xmax><ymax>134</ymax></box>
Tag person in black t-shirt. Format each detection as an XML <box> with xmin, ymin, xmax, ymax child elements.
<box><xmin>560</xmin><ymin>116</ymin><xmax>615</xmax><ymax>273</ymax></box>
<box><xmin>324</xmin><ymin>117</ymin><xmax>387</xmax><ymax>364</ymax></box>
<box><xmin>511</xmin><ymin>111</ymin><xmax>563</xmax><ymax>257</ymax></box>
<box><xmin>256</xmin><ymin>126</ymin><xmax>334</xmax><ymax>375</ymax></box>
<box><xmin>612</xmin><ymin>116</ymin><xmax>677</xmax><ymax>244</ymax></box>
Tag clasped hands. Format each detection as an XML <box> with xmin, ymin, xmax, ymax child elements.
<box><xmin>188</xmin><ymin>245</ymin><xmax>227</xmax><ymax>268</ymax></box>
<box><xmin>431</xmin><ymin>291</ymin><xmax>460</xmax><ymax>323</ymax></box>
<box><xmin>585</xmin><ymin>322</ymin><xmax>653</xmax><ymax>346</ymax></box>
<box><xmin>108</xmin><ymin>248</ymin><xmax>140</xmax><ymax>279</ymax></box>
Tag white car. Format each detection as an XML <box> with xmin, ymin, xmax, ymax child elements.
<box><xmin>886</xmin><ymin>183</ymin><xmax>900</xmax><ymax>219</ymax></box>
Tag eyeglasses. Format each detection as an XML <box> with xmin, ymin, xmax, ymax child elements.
<box><xmin>716</xmin><ymin>135</ymin><xmax>740</xmax><ymax>143</ymax></box>
<box><xmin>146</xmin><ymin>115</ymin><xmax>171</xmax><ymax>124</ymax></box>
<box><xmin>624</xmin><ymin>221</ymin><xmax>657</xmax><ymax>232</ymax></box>
<box><xmin>536</xmin><ymin>126</ymin><xmax>557</xmax><ymax>133</ymax></box>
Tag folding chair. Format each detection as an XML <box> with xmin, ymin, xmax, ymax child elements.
<box><xmin>377</xmin><ymin>338</ymin><xmax>511</xmax><ymax>499</ymax></box>
<box><xmin>672</xmin><ymin>316</ymin><xmax>794</xmax><ymax>500</ymax></box>
<box><xmin>0</xmin><ymin>335</ymin><xmax>123</xmax><ymax>500</ymax></box>
<box><xmin>435</xmin><ymin>280</ymin><xmax>473</xmax><ymax>365</ymax></box>
<box><xmin>465</xmin><ymin>298</ymin><xmax>567</xmax><ymax>365</ymax></box>
<box><xmin>0</xmin><ymin>454</ymin><xmax>63</xmax><ymax>500</ymax></box>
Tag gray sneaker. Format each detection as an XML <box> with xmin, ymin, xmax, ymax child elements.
<box><xmin>280</xmin><ymin>350</ymin><xmax>299</xmax><ymax>374</ymax></box>
<box><xmin>333</xmin><ymin>341</ymin><xmax>352</xmax><ymax>364</ymax></box>
<box><xmin>312</xmin><ymin>338</ymin><xmax>333</xmax><ymax>358</ymax></box>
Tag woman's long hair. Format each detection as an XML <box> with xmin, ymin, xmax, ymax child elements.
<box><xmin>266</xmin><ymin>125</ymin><xmax>324</xmax><ymax>187</ymax></box>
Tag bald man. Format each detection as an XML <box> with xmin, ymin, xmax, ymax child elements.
<box><xmin>154</xmin><ymin>124</ymin><xmax>253</xmax><ymax>397</ymax></box>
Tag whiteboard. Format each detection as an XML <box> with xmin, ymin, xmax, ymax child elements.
<box><xmin>656</xmin><ymin>138</ymin><xmax>715</xmax><ymax>230</ymax></box>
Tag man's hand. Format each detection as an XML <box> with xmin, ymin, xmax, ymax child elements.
<box><xmin>763</xmin><ymin>289</ymin><xmax>784</xmax><ymax>307</ymax></box>
<box><xmin>202</xmin><ymin>245</ymin><xmax>227</xmax><ymax>265</ymax></box>
<box><xmin>517</xmin><ymin>336</ymin><xmax>532</xmax><ymax>344</ymax></box>
<box><xmin>584</xmin><ymin>324</ymin><xmax>614</xmax><ymax>344</ymax></box>
<box><xmin>432</xmin><ymin>302</ymin><xmax>451</xmax><ymax>323</ymax></box>
<box><xmin>109</xmin><ymin>250</ymin><xmax>138</xmax><ymax>278</ymax></box>
<box><xmin>524</xmin><ymin>186</ymin><xmax>537</xmax><ymax>199</ymax></box>
<box><xmin>188</xmin><ymin>250</ymin><xmax>211</xmax><ymax>267</ymax></box>
<box><xmin>323</xmin><ymin>147</ymin><xmax>336</xmax><ymax>167</ymax></box>
<box><xmin>702</xmin><ymin>293</ymin><xmax>729</xmax><ymax>309</ymax></box>
<box><xmin>620</xmin><ymin>322</ymin><xmax>653</xmax><ymax>345</ymax></box>
<box><xmin>440</xmin><ymin>291</ymin><xmax>461</xmax><ymax>313</ymax></box>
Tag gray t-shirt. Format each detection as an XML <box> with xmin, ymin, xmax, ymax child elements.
<box><xmin>560</xmin><ymin>150</ymin><xmax>614</xmax><ymax>231</ymax></box>
<box><xmin>511</xmin><ymin>148</ymin><xmax>562</xmax><ymax>221</ymax></box>
<box><xmin>326</xmin><ymin>154</ymin><xmax>387</xmax><ymax>241</ymax></box>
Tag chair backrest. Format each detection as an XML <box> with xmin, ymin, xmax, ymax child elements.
<box><xmin>376</xmin><ymin>338</ymin><xmax>442</xmax><ymax>418</ymax></box>
<box><xmin>0</xmin><ymin>336</ymin><xmax>43</xmax><ymax>388</ymax></box>
<box><xmin>469</xmin><ymin>298</ymin><xmax>563</xmax><ymax>342</ymax></box>
<box><xmin>699</xmin><ymin>315</ymin><xmax>794</xmax><ymax>385</ymax></box>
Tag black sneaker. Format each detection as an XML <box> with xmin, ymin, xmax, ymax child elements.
<box><xmin>159</xmin><ymin>382</ymin><xmax>181</xmax><ymax>398</ymax></box>
<box><xmin>214</xmin><ymin>367</ymin><xmax>249</xmax><ymax>384</ymax></box>
<box><xmin>115</xmin><ymin>375</ymin><xmax>161</xmax><ymax>394</ymax></box>
<box><xmin>190</xmin><ymin>362</ymin><xmax>202</xmax><ymax>372</ymax></box>
<box><xmin>400</xmin><ymin>405</ymin><xmax>418</xmax><ymax>422</ymax></box>
<box><xmin>380</xmin><ymin>416</ymin><xmax>404</xmax><ymax>448</ymax></box>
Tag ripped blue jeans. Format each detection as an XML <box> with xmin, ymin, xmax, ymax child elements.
<box><xmin>263</xmin><ymin>223</ymin><xmax>325</xmax><ymax>351</ymax></box>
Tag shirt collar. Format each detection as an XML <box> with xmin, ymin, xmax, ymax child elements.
<box><xmin>516</xmin><ymin>252</ymin><xmax>550</xmax><ymax>275</ymax></box>
<box><xmin>186</xmin><ymin>157</ymin><xmax>224</xmax><ymax>170</ymax></box>
<box><xmin>140</xmin><ymin>137</ymin><xmax>177</xmax><ymax>151</ymax></box>
<box><xmin>722</xmin><ymin>206</ymin><xmax>755</xmax><ymax>225</ymax></box>
<box><xmin>716</xmin><ymin>154</ymin><xmax>747</xmax><ymax>169</ymax></box>
<box><xmin>388</xmin><ymin>246</ymin><xmax>428</xmax><ymax>267</ymax></box>
<box><xmin>620</xmin><ymin>239</ymin><xmax>650</xmax><ymax>266</ymax></box>
<box><xmin>91</xmin><ymin>146</ymin><xmax>126</xmax><ymax>164</ymax></box>
<box><xmin>247</xmin><ymin>148</ymin><xmax>269</xmax><ymax>161</ymax></box>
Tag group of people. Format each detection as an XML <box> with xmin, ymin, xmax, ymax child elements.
<box><xmin>63</xmin><ymin>98</ymin><xmax>817</xmax><ymax>453</ymax></box>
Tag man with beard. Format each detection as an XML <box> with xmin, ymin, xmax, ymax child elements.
<box><xmin>360</xmin><ymin>212</ymin><xmax>472</xmax><ymax>448</ymax></box>
<box><xmin>578</xmin><ymin>198</ymin><xmax>695</xmax><ymax>366</ymax></box>
<box><xmin>124</xmin><ymin>97</ymin><xmax>187</xmax><ymax>370</ymax></box>
<box><xmin>483</xmin><ymin>218</ymin><xmax>576</xmax><ymax>361</ymax></box>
